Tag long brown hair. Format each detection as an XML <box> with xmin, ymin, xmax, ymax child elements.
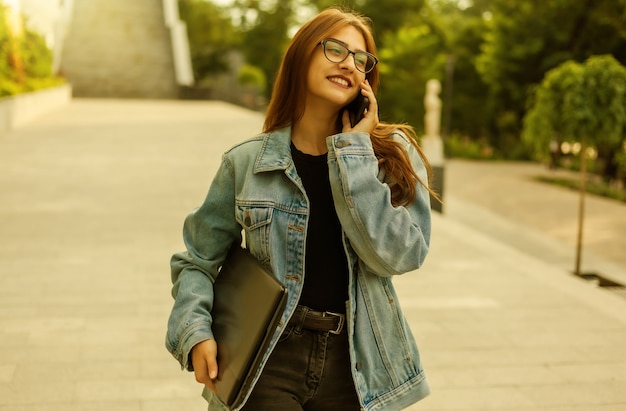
<box><xmin>263</xmin><ymin>8</ymin><xmax>438</xmax><ymax>207</ymax></box>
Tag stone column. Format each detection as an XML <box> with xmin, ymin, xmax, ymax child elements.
<box><xmin>422</xmin><ymin>79</ymin><xmax>445</xmax><ymax>212</ymax></box>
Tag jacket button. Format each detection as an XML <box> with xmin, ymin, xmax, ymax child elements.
<box><xmin>356</xmin><ymin>362</ymin><xmax>362</xmax><ymax>371</ymax></box>
<box><xmin>335</xmin><ymin>141</ymin><xmax>352</xmax><ymax>148</ymax></box>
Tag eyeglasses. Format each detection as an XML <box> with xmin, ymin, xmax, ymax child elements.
<box><xmin>319</xmin><ymin>39</ymin><xmax>378</xmax><ymax>74</ymax></box>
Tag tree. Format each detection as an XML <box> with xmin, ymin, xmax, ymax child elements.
<box><xmin>477</xmin><ymin>0</ymin><xmax>626</xmax><ymax>157</ymax></box>
<box><xmin>522</xmin><ymin>55</ymin><xmax>626</xmax><ymax>275</ymax></box>
<box><xmin>522</xmin><ymin>61</ymin><xmax>584</xmax><ymax>158</ymax></box>
<box><xmin>359</xmin><ymin>0</ymin><xmax>426</xmax><ymax>45</ymax></box>
<box><xmin>307</xmin><ymin>0</ymin><xmax>426</xmax><ymax>45</ymax></box>
<box><xmin>1</xmin><ymin>3</ymin><xmax>61</xmax><ymax>97</ymax></box>
<box><xmin>233</xmin><ymin>0</ymin><xmax>296</xmax><ymax>97</ymax></box>
<box><xmin>425</xmin><ymin>0</ymin><xmax>491</xmax><ymax>139</ymax></box>
<box><xmin>178</xmin><ymin>0</ymin><xmax>241</xmax><ymax>84</ymax></box>
<box><xmin>523</xmin><ymin>56</ymin><xmax>626</xmax><ymax>181</ymax></box>
<box><xmin>585</xmin><ymin>56</ymin><xmax>626</xmax><ymax>183</ymax></box>
<box><xmin>307</xmin><ymin>0</ymin><xmax>359</xmax><ymax>13</ymax></box>
<box><xmin>377</xmin><ymin>23</ymin><xmax>445</xmax><ymax>131</ymax></box>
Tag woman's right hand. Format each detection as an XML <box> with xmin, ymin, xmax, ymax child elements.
<box><xmin>191</xmin><ymin>339</ymin><xmax>219</xmax><ymax>392</ymax></box>
<box><xmin>342</xmin><ymin>79</ymin><xmax>379</xmax><ymax>134</ymax></box>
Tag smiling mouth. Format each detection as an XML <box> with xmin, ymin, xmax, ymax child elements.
<box><xmin>328</xmin><ymin>76</ymin><xmax>351</xmax><ymax>87</ymax></box>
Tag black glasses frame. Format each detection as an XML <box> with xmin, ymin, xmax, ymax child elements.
<box><xmin>319</xmin><ymin>39</ymin><xmax>378</xmax><ymax>74</ymax></box>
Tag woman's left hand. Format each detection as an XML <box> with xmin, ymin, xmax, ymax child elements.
<box><xmin>342</xmin><ymin>79</ymin><xmax>379</xmax><ymax>134</ymax></box>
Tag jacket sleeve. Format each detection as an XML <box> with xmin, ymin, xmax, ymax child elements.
<box><xmin>326</xmin><ymin>131</ymin><xmax>431</xmax><ymax>276</ymax></box>
<box><xmin>165</xmin><ymin>155</ymin><xmax>241</xmax><ymax>370</ymax></box>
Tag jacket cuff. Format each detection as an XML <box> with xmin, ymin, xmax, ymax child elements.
<box><xmin>174</xmin><ymin>322</ymin><xmax>214</xmax><ymax>371</ymax></box>
<box><xmin>326</xmin><ymin>132</ymin><xmax>372</xmax><ymax>152</ymax></box>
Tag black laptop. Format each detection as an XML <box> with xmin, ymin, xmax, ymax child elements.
<box><xmin>211</xmin><ymin>245</ymin><xmax>288</xmax><ymax>409</ymax></box>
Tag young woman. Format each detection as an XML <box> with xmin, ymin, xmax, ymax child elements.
<box><xmin>166</xmin><ymin>7</ymin><xmax>435</xmax><ymax>411</ymax></box>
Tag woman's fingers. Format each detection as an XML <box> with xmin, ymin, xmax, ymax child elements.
<box><xmin>191</xmin><ymin>339</ymin><xmax>219</xmax><ymax>392</ymax></box>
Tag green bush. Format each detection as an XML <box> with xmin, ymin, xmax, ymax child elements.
<box><xmin>536</xmin><ymin>175</ymin><xmax>626</xmax><ymax>203</ymax></box>
<box><xmin>237</xmin><ymin>64</ymin><xmax>266</xmax><ymax>93</ymax></box>
<box><xmin>1</xmin><ymin>3</ymin><xmax>64</xmax><ymax>97</ymax></box>
<box><xmin>444</xmin><ymin>133</ymin><xmax>496</xmax><ymax>160</ymax></box>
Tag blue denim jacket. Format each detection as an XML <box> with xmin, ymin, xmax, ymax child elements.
<box><xmin>166</xmin><ymin>127</ymin><xmax>431</xmax><ymax>410</ymax></box>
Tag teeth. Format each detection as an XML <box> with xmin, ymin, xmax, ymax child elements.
<box><xmin>329</xmin><ymin>77</ymin><xmax>349</xmax><ymax>87</ymax></box>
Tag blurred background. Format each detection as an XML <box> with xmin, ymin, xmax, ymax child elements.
<box><xmin>1</xmin><ymin>2</ymin><xmax>626</xmax><ymax>410</ymax></box>
<box><xmin>2</xmin><ymin>0</ymin><xmax>626</xmax><ymax>198</ymax></box>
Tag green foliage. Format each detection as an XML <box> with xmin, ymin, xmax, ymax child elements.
<box><xmin>307</xmin><ymin>0</ymin><xmax>359</xmax><ymax>13</ymax></box>
<box><xmin>583</xmin><ymin>56</ymin><xmax>626</xmax><ymax>147</ymax></box>
<box><xmin>522</xmin><ymin>60</ymin><xmax>584</xmax><ymax>156</ymax></box>
<box><xmin>308</xmin><ymin>0</ymin><xmax>426</xmax><ymax>45</ymax></box>
<box><xmin>536</xmin><ymin>175</ymin><xmax>626</xmax><ymax>203</ymax></box>
<box><xmin>377</xmin><ymin>23</ymin><xmax>445</xmax><ymax>130</ymax></box>
<box><xmin>237</xmin><ymin>64</ymin><xmax>266</xmax><ymax>92</ymax></box>
<box><xmin>476</xmin><ymin>0</ymin><xmax>626</xmax><ymax>155</ymax></box>
<box><xmin>523</xmin><ymin>55</ymin><xmax>626</xmax><ymax>182</ymax></box>
<box><xmin>0</xmin><ymin>4</ymin><xmax>62</xmax><ymax>97</ymax></box>
<box><xmin>21</xmin><ymin>30</ymin><xmax>52</xmax><ymax>78</ymax></box>
<box><xmin>426</xmin><ymin>0</ymin><xmax>491</xmax><ymax>138</ymax></box>
<box><xmin>228</xmin><ymin>0</ymin><xmax>299</xmax><ymax>98</ymax></box>
<box><xmin>359</xmin><ymin>0</ymin><xmax>426</xmax><ymax>44</ymax></box>
<box><xmin>178</xmin><ymin>0</ymin><xmax>241</xmax><ymax>83</ymax></box>
<box><xmin>444</xmin><ymin>133</ymin><xmax>495</xmax><ymax>160</ymax></box>
<box><xmin>184</xmin><ymin>0</ymin><xmax>626</xmax><ymax>165</ymax></box>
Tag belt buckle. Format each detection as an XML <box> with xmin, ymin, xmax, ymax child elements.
<box><xmin>324</xmin><ymin>311</ymin><xmax>345</xmax><ymax>334</ymax></box>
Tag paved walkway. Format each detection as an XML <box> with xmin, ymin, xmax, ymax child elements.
<box><xmin>0</xmin><ymin>99</ymin><xmax>625</xmax><ymax>411</ymax></box>
<box><xmin>443</xmin><ymin>159</ymin><xmax>626</xmax><ymax>288</ymax></box>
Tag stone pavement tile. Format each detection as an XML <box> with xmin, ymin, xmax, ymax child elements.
<box><xmin>0</xmin><ymin>100</ymin><xmax>250</xmax><ymax>411</ymax></box>
<box><xmin>423</xmin><ymin>346</ymin><xmax>584</xmax><ymax>368</ymax></box>
<box><xmin>74</xmin><ymin>378</ymin><xmax>199</xmax><ymax>402</ymax></box>
<box><xmin>410</xmin><ymin>386</ymin><xmax>535</xmax><ymax>410</ymax></box>
<box><xmin>530</xmin><ymin>408</ymin><xmax>626</xmax><ymax>411</ymax></box>
<box><xmin>0</xmin><ymin>381</ymin><xmax>74</xmax><ymax>405</ymax></box>
<box><xmin>11</xmin><ymin>360</ymin><xmax>138</xmax><ymax>383</ymax></box>
<box><xmin>396</xmin><ymin>211</ymin><xmax>626</xmax><ymax>411</ymax></box>
<box><xmin>427</xmin><ymin>364</ymin><xmax>564</xmax><ymax>388</ymax></box>
<box><xmin>1</xmin><ymin>343</ymin><xmax>78</xmax><ymax>366</ymax></box>
<box><xmin>409</xmin><ymin>406</ymin><xmax>626</xmax><ymax>411</ymax></box>
<box><xmin>0</xmin><ymin>365</ymin><xmax>14</xmax><ymax>383</ymax></box>
<box><xmin>444</xmin><ymin>160</ymin><xmax>626</xmax><ymax>290</ymax></box>
<box><xmin>551</xmin><ymin>362</ymin><xmax>626</xmax><ymax>383</ymax></box>
<box><xmin>2</xmin><ymin>100</ymin><xmax>625</xmax><ymax>411</ymax></box>
<box><xmin>519</xmin><ymin>382</ymin><xmax>626</xmax><ymax>408</ymax></box>
<box><xmin>0</xmin><ymin>403</ymin><xmax>141</xmax><ymax>411</ymax></box>
<box><xmin>142</xmin><ymin>398</ymin><xmax>208</xmax><ymax>411</ymax></box>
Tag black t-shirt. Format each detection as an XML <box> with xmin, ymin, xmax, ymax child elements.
<box><xmin>291</xmin><ymin>142</ymin><xmax>349</xmax><ymax>313</ymax></box>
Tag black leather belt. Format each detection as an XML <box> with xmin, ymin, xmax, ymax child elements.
<box><xmin>288</xmin><ymin>305</ymin><xmax>345</xmax><ymax>334</ymax></box>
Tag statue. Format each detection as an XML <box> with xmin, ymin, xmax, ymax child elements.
<box><xmin>421</xmin><ymin>79</ymin><xmax>445</xmax><ymax>212</ymax></box>
<box><xmin>422</xmin><ymin>79</ymin><xmax>443</xmax><ymax>164</ymax></box>
<box><xmin>424</xmin><ymin>79</ymin><xmax>442</xmax><ymax>138</ymax></box>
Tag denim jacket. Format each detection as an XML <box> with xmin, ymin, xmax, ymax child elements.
<box><xmin>166</xmin><ymin>127</ymin><xmax>432</xmax><ymax>410</ymax></box>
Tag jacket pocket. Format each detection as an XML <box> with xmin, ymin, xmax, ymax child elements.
<box><xmin>235</xmin><ymin>203</ymin><xmax>273</xmax><ymax>263</ymax></box>
<box><xmin>355</xmin><ymin>262</ymin><xmax>421</xmax><ymax>389</ymax></box>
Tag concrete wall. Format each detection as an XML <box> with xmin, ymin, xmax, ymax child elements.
<box><xmin>58</xmin><ymin>0</ymin><xmax>183</xmax><ymax>98</ymax></box>
<box><xmin>0</xmin><ymin>84</ymin><xmax>72</xmax><ymax>134</ymax></box>
<box><xmin>162</xmin><ymin>0</ymin><xmax>194</xmax><ymax>87</ymax></box>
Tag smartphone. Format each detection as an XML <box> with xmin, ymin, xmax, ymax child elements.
<box><xmin>346</xmin><ymin>94</ymin><xmax>369</xmax><ymax>127</ymax></box>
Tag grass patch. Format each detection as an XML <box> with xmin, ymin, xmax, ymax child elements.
<box><xmin>535</xmin><ymin>175</ymin><xmax>626</xmax><ymax>203</ymax></box>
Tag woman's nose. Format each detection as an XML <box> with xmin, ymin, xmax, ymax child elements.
<box><xmin>338</xmin><ymin>55</ymin><xmax>356</xmax><ymax>72</ymax></box>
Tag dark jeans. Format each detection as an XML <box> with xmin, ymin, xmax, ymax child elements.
<box><xmin>240</xmin><ymin>326</ymin><xmax>361</xmax><ymax>411</ymax></box>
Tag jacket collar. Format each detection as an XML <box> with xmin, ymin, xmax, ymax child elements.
<box><xmin>254</xmin><ymin>127</ymin><xmax>293</xmax><ymax>173</ymax></box>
